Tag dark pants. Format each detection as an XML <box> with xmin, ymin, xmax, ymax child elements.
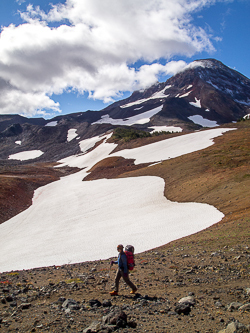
<box><xmin>114</xmin><ymin>269</ymin><xmax>136</xmax><ymax>292</ymax></box>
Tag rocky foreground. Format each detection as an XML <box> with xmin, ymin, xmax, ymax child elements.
<box><xmin>1</xmin><ymin>234</ymin><xmax>250</xmax><ymax>332</ymax></box>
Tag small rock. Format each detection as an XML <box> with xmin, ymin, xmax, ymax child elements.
<box><xmin>62</xmin><ymin>299</ymin><xmax>80</xmax><ymax>310</ymax></box>
<box><xmin>227</xmin><ymin>302</ymin><xmax>243</xmax><ymax>311</ymax></box>
<box><xmin>10</xmin><ymin>302</ymin><xmax>17</xmax><ymax>308</ymax></box>
<box><xmin>215</xmin><ymin>301</ymin><xmax>223</xmax><ymax>308</ymax></box>
<box><xmin>6</xmin><ymin>295</ymin><xmax>13</xmax><ymax>302</ymax></box>
<box><xmin>89</xmin><ymin>299</ymin><xmax>102</xmax><ymax>308</ymax></box>
<box><xmin>20</xmin><ymin>303</ymin><xmax>32</xmax><ymax>310</ymax></box>
<box><xmin>102</xmin><ymin>300</ymin><xmax>112</xmax><ymax>307</ymax></box>
<box><xmin>175</xmin><ymin>303</ymin><xmax>192</xmax><ymax>315</ymax></box>
<box><xmin>57</xmin><ymin>297</ymin><xmax>66</xmax><ymax>304</ymax></box>
<box><xmin>102</xmin><ymin>308</ymin><xmax>127</xmax><ymax>328</ymax></box>
<box><xmin>238</xmin><ymin>303</ymin><xmax>250</xmax><ymax>312</ymax></box>
<box><xmin>178</xmin><ymin>296</ymin><xmax>195</xmax><ymax>306</ymax></box>
<box><xmin>83</xmin><ymin>320</ymin><xmax>102</xmax><ymax>333</ymax></box>
<box><xmin>127</xmin><ymin>320</ymin><xmax>137</xmax><ymax>328</ymax></box>
<box><xmin>218</xmin><ymin>320</ymin><xmax>249</xmax><ymax>333</ymax></box>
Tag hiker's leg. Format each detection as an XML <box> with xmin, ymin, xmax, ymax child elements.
<box><xmin>121</xmin><ymin>272</ymin><xmax>136</xmax><ymax>291</ymax></box>
<box><xmin>114</xmin><ymin>269</ymin><xmax>122</xmax><ymax>292</ymax></box>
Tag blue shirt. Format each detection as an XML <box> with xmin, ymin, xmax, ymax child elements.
<box><xmin>114</xmin><ymin>252</ymin><xmax>128</xmax><ymax>274</ymax></box>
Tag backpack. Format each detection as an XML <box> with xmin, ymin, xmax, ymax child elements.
<box><xmin>125</xmin><ymin>245</ymin><xmax>135</xmax><ymax>271</ymax></box>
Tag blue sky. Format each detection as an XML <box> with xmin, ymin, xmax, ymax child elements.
<box><xmin>0</xmin><ymin>0</ymin><xmax>249</xmax><ymax>118</ymax></box>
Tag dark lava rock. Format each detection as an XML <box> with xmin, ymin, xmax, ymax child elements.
<box><xmin>175</xmin><ymin>302</ymin><xmax>192</xmax><ymax>315</ymax></box>
<box><xmin>62</xmin><ymin>298</ymin><xmax>80</xmax><ymax>310</ymax></box>
<box><xmin>89</xmin><ymin>299</ymin><xmax>102</xmax><ymax>308</ymax></box>
<box><xmin>102</xmin><ymin>308</ymin><xmax>128</xmax><ymax>328</ymax></box>
<box><xmin>102</xmin><ymin>300</ymin><xmax>112</xmax><ymax>307</ymax></box>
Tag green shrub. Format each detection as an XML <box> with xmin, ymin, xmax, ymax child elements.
<box><xmin>112</xmin><ymin>127</ymin><xmax>173</xmax><ymax>142</ymax></box>
<box><xmin>112</xmin><ymin>127</ymin><xmax>151</xmax><ymax>142</ymax></box>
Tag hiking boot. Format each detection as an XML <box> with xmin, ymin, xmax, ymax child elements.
<box><xmin>110</xmin><ymin>291</ymin><xmax>118</xmax><ymax>296</ymax></box>
<box><xmin>130</xmin><ymin>288</ymin><xmax>137</xmax><ymax>294</ymax></box>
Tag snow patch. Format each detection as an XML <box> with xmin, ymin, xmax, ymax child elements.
<box><xmin>205</xmin><ymin>109</ymin><xmax>210</xmax><ymax>112</ymax></box>
<box><xmin>92</xmin><ymin>105</ymin><xmax>163</xmax><ymax>126</ymax></box>
<box><xmin>57</xmin><ymin>133</ymin><xmax>116</xmax><ymax>169</ymax></box>
<box><xmin>243</xmin><ymin>114</ymin><xmax>250</xmax><ymax>119</ymax></box>
<box><xmin>120</xmin><ymin>86</ymin><xmax>171</xmax><ymax>108</ymax></box>
<box><xmin>15</xmin><ymin>141</ymin><xmax>21</xmax><ymax>145</ymax></box>
<box><xmin>79</xmin><ymin>135</ymin><xmax>106</xmax><ymax>153</ymax></box>
<box><xmin>67</xmin><ymin>129</ymin><xmax>78</xmax><ymax>142</ymax></box>
<box><xmin>149</xmin><ymin>126</ymin><xmax>182</xmax><ymax>133</ymax></box>
<box><xmin>189</xmin><ymin>98</ymin><xmax>201</xmax><ymax>108</ymax></box>
<box><xmin>207</xmin><ymin>80</ymin><xmax>221</xmax><ymax>91</ymax></box>
<box><xmin>45</xmin><ymin>121</ymin><xmax>58</xmax><ymax>127</ymax></box>
<box><xmin>188</xmin><ymin>115</ymin><xmax>218</xmax><ymax>128</ymax></box>
<box><xmin>179</xmin><ymin>91</ymin><xmax>192</xmax><ymax>98</ymax></box>
<box><xmin>8</xmin><ymin>150</ymin><xmax>44</xmax><ymax>161</ymax></box>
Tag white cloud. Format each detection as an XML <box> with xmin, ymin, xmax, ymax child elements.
<box><xmin>16</xmin><ymin>0</ymin><xmax>26</xmax><ymax>5</ymax></box>
<box><xmin>0</xmin><ymin>0</ymin><xmax>226</xmax><ymax>116</ymax></box>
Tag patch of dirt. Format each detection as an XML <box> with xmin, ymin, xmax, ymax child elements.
<box><xmin>84</xmin><ymin>156</ymin><xmax>151</xmax><ymax>181</ymax></box>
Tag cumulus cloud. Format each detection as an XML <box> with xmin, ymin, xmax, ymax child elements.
<box><xmin>0</xmin><ymin>0</ymin><xmax>226</xmax><ymax>116</ymax></box>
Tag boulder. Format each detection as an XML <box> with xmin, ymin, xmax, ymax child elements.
<box><xmin>102</xmin><ymin>308</ymin><xmax>127</xmax><ymax>328</ymax></box>
<box><xmin>175</xmin><ymin>302</ymin><xmax>192</xmax><ymax>315</ymax></box>
<box><xmin>218</xmin><ymin>320</ymin><xmax>250</xmax><ymax>333</ymax></box>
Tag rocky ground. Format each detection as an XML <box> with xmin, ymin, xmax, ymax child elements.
<box><xmin>0</xmin><ymin>235</ymin><xmax>250</xmax><ymax>332</ymax></box>
<box><xmin>0</xmin><ymin>121</ymin><xmax>250</xmax><ymax>332</ymax></box>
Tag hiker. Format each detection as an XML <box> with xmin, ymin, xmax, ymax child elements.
<box><xmin>109</xmin><ymin>244</ymin><xmax>137</xmax><ymax>296</ymax></box>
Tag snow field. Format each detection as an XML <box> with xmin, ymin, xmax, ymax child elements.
<box><xmin>189</xmin><ymin>97</ymin><xmax>201</xmax><ymax>108</ymax></box>
<box><xmin>8</xmin><ymin>150</ymin><xmax>44</xmax><ymax>161</ymax></box>
<box><xmin>79</xmin><ymin>135</ymin><xmax>106</xmax><ymax>153</ymax></box>
<box><xmin>92</xmin><ymin>105</ymin><xmax>163</xmax><ymax>126</ymax></box>
<box><xmin>120</xmin><ymin>86</ymin><xmax>171</xmax><ymax>108</ymax></box>
<box><xmin>188</xmin><ymin>115</ymin><xmax>219</xmax><ymax>128</ymax></box>
<box><xmin>45</xmin><ymin>121</ymin><xmax>58</xmax><ymax>127</ymax></box>
<box><xmin>67</xmin><ymin>129</ymin><xmax>78</xmax><ymax>142</ymax></box>
<box><xmin>111</xmin><ymin>128</ymin><xmax>234</xmax><ymax>165</ymax></box>
<box><xmin>0</xmin><ymin>128</ymin><xmax>236</xmax><ymax>272</ymax></box>
<box><xmin>0</xmin><ymin>175</ymin><xmax>224</xmax><ymax>272</ymax></box>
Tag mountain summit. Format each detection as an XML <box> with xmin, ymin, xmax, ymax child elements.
<box><xmin>0</xmin><ymin>59</ymin><xmax>250</xmax><ymax>162</ymax></box>
<box><xmin>96</xmin><ymin>58</ymin><xmax>250</xmax><ymax>129</ymax></box>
